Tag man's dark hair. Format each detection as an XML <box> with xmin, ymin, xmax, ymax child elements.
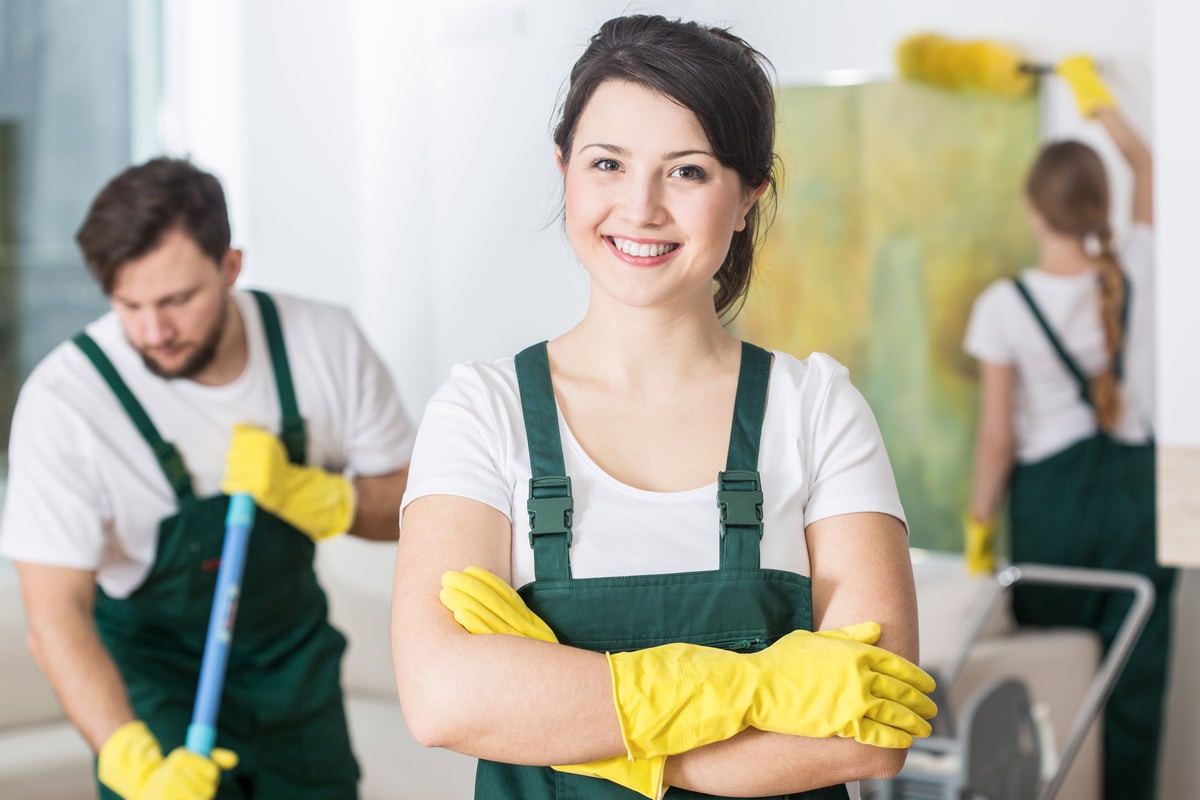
<box><xmin>76</xmin><ymin>157</ymin><xmax>231</xmax><ymax>294</ymax></box>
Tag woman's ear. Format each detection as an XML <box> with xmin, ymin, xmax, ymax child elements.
<box><xmin>735</xmin><ymin>182</ymin><xmax>770</xmax><ymax>232</ymax></box>
<box><xmin>555</xmin><ymin>147</ymin><xmax>567</xmax><ymax>177</ymax></box>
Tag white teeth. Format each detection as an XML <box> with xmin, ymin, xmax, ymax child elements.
<box><xmin>611</xmin><ymin>237</ymin><xmax>678</xmax><ymax>258</ymax></box>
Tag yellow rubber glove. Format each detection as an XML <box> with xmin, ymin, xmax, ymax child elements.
<box><xmin>221</xmin><ymin>423</ymin><xmax>354</xmax><ymax>541</ymax></box>
<box><xmin>963</xmin><ymin>512</ymin><xmax>997</xmax><ymax>575</ymax></box>
<box><xmin>440</xmin><ymin>567</ymin><xmax>667</xmax><ymax>799</ymax></box>
<box><xmin>1057</xmin><ymin>54</ymin><xmax>1117</xmax><ymax>118</ymax></box>
<box><xmin>98</xmin><ymin>720</ymin><xmax>238</xmax><ymax>800</ymax></box>
<box><xmin>609</xmin><ymin>622</ymin><xmax>937</xmax><ymax>759</ymax></box>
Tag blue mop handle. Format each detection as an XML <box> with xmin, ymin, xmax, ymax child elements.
<box><xmin>185</xmin><ymin>493</ymin><xmax>255</xmax><ymax>756</ymax></box>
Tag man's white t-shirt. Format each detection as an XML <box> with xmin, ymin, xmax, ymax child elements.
<box><xmin>963</xmin><ymin>224</ymin><xmax>1154</xmax><ymax>464</ymax></box>
<box><xmin>403</xmin><ymin>350</ymin><xmax>905</xmax><ymax>590</ymax></box>
<box><xmin>0</xmin><ymin>290</ymin><xmax>415</xmax><ymax>597</ymax></box>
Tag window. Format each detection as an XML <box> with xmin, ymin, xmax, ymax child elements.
<box><xmin>0</xmin><ymin>0</ymin><xmax>161</xmax><ymax>571</ymax></box>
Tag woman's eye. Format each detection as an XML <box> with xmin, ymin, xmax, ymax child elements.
<box><xmin>591</xmin><ymin>158</ymin><xmax>620</xmax><ymax>172</ymax></box>
<box><xmin>672</xmin><ymin>165</ymin><xmax>707</xmax><ymax>181</ymax></box>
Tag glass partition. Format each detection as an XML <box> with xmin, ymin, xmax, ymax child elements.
<box><xmin>0</xmin><ymin>0</ymin><xmax>161</xmax><ymax>569</ymax></box>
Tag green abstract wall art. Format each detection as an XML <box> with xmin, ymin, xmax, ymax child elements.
<box><xmin>738</xmin><ymin>80</ymin><xmax>1040</xmax><ymax>550</ymax></box>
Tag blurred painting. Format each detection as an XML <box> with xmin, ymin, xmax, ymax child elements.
<box><xmin>738</xmin><ymin>80</ymin><xmax>1040</xmax><ymax>550</ymax></box>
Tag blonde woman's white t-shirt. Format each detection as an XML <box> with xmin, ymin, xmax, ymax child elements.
<box><xmin>963</xmin><ymin>224</ymin><xmax>1154</xmax><ymax>463</ymax></box>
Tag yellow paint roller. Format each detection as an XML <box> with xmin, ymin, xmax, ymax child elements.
<box><xmin>896</xmin><ymin>33</ymin><xmax>1049</xmax><ymax>97</ymax></box>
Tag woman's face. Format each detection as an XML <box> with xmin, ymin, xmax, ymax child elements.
<box><xmin>557</xmin><ymin>80</ymin><xmax>762</xmax><ymax>315</ymax></box>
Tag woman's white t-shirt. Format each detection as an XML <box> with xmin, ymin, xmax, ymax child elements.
<box><xmin>402</xmin><ymin>350</ymin><xmax>905</xmax><ymax>589</ymax></box>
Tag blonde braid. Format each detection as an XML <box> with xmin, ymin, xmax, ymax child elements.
<box><xmin>1090</xmin><ymin>223</ymin><xmax>1125</xmax><ymax>432</ymax></box>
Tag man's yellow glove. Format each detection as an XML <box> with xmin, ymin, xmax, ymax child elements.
<box><xmin>963</xmin><ymin>513</ymin><xmax>998</xmax><ymax>575</ymax></box>
<box><xmin>440</xmin><ymin>567</ymin><xmax>667</xmax><ymax>799</ymax></box>
<box><xmin>609</xmin><ymin>621</ymin><xmax>937</xmax><ymax>759</ymax></box>
<box><xmin>1057</xmin><ymin>54</ymin><xmax>1117</xmax><ymax>118</ymax></box>
<box><xmin>98</xmin><ymin>720</ymin><xmax>238</xmax><ymax>800</ymax></box>
<box><xmin>221</xmin><ymin>423</ymin><xmax>354</xmax><ymax>542</ymax></box>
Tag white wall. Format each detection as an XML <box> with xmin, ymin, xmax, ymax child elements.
<box><xmin>1153</xmin><ymin>3</ymin><xmax>1200</xmax><ymax>796</ymax></box>
<box><xmin>1156</xmin><ymin>1</ymin><xmax>1200</xmax><ymax>449</ymax></box>
<box><xmin>161</xmin><ymin>1</ymin><xmax>1196</xmax><ymax>796</ymax></box>
<box><xmin>166</xmin><ymin>0</ymin><xmax>1156</xmax><ymax>409</ymax></box>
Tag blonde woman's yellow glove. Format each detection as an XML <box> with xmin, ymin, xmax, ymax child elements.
<box><xmin>963</xmin><ymin>513</ymin><xmax>998</xmax><ymax>575</ymax></box>
<box><xmin>609</xmin><ymin>622</ymin><xmax>937</xmax><ymax>759</ymax></box>
<box><xmin>440</xmin><ymin>567</ymin><xmax>667</xmax><ymax>799</ymax></box>
<box><xmin>1057</xmin><ymin>54</ymin><xmax>1117</xmax><ymax>118</ymax></box>
<box><xmin>98</xmin><ymin>720</ymin><xmax>238</xmax><ymax>800</ymax></box>
<box><xmin>221</xmin><ymin>423</ymin><xmax>354</xmax><ymax>542</ymax></box>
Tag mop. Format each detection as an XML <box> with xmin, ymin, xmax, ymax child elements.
<box><xmin>895</xmin><ymin>32</ymin><xmax>1050</xmax><ymax>97</ymax></box>
<box><xmin>185</xmin><ymin>493</ymin><xmax>256</xmax><ymax>757</ymax></box>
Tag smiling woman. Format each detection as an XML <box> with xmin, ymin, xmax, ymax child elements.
<box><xmin>391</xmin><ymin>14</ymin><xmax>935</xmax><ymax>800</ymax></box>
<box><xmin>557</xmin><ymin>80</ymin><xmax>766</xmax><ymax>321</ymax></box>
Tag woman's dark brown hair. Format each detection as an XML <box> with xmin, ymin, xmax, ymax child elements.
<box><xmin>552</xmin><ymin>15</ymin><xmax>778</xmax><ymax>319</ymax></box>
<box><xmin>1025</xmin><ymin>140</ymin><xmax>1124</xmax><ymax>431</ymax></box>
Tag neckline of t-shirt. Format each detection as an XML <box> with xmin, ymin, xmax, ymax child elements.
<box><xmin>548</xmin><ymin>356</ymin><xmax>782</xmax><ymax>502</ymax></box>
<box><xmin>1022</xmin><ymin>265</ymin><xmax>1099</xmax><ymax>285</ymax></box>
<box><xmin>555</xmin><ymin>415</ymin><xmax>718</xmax><ymax>500</ymax></box>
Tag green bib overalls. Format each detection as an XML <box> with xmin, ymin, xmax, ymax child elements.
<box><xmin>473</xmin><ymin>341</ymin><xmax>849</xmax><ymax>800</ymax></box>
<box><xmin>1008</xmin><ymin>279</ymin><xmax>1176</xmax><ymax>800</ymax></box>
<box><xmin>79</xmin><ymin>291</ymin><xmax>359</xmax><ymax>799</ymax></box>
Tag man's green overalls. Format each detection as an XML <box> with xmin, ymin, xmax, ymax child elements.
<box><xmin>1008</xmin><ymin>279</ymin><xmax>1176</xmax><ymax>800</ymax></box>
<box><xmin>77</xmin><ymin>291</ymin><xmax>359</xmax><ymax>799</ymax></box>
<box><xmin>473</xmin><ymin>341</ymin><xmax>849</xmax><ymax>799</ymax></box>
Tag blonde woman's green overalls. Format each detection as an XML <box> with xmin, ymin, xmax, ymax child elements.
<box><xmin>473</xmin><ymin>341</ymin><xmax>850</xmax><ymax>799</ymax></box>
<box><xmin>78</xmin><ymin>291</ymin><xmax>360</xmax><ymax>799</ymax></box>
<box><xmin>1008</xmin><ymin>279</ymin><xmax>1176</xmax><ymax>800</ymax></box>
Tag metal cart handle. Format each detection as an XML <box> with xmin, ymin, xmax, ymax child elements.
<box><xmin>936</xmin><ymin>563</ymin><xmax>1155</xmax><ymax>800</ymax></box>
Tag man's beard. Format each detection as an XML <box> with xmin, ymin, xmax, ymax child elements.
<box><xmin>139</xmin><ymin>301</ymin><xmax>228</xmax><ymax>380</ymax></box>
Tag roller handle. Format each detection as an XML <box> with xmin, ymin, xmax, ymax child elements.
<box><xmin>1018</xmin><ymin>62</ymin><xmax>1054</xmax><ymax>75</ymax></box>
<box><xmin>185</xmin><ymin>493</ymin><xmax>255</xmax><ymax>756</ymax></box>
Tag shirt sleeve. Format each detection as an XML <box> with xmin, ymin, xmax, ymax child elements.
<box><xmin>401</xmin><ymin>362</ymin><xmax>515</xmax><ymax>520</ymax></box>
<box><xmin>802</xmin><ymin>357</ymin><xmax>907</xmax><ymax>531</ymax></box>
<box><xmin>0</xmin><ymin>369</ymin><xmax>110</xmax><ymax>569</ymax></box>
<box><xmin>963</xmin><ymin>280</ymin><xmax>1015</xmax><ymax>365</ymax></box>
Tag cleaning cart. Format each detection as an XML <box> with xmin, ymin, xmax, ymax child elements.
<box><xmin>865</xmin><ymin>562</ymin><xmax>1155</xmax><ymax>800</ymax></box>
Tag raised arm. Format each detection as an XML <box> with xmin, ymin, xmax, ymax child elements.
<box><xmin>1094</xmin><ymin>108</ymin><xmax>1153</xmax><ymax>226</ymax></box>
<box><xmin>1057</xmin><ymin>54</ymin><xmax>1153</xmax><ymax>225</ymax></box>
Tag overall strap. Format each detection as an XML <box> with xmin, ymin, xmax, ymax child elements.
<box><xmin>1114</xmin><ymin>274</ymin><xmax>1131</xmax><ymax>381</ymax></box>
<box><xmin>1013</xmin><ymin>277</ymin><xmax>1130</xmax><ymax>408</ymax></box>
<box><xmin>515</xmin><ymin>342</ymin><xmax>572</xmax><ymax>581</ymax></box>
<box><xmin>73</xmin><ymin>333</ymin><xmax>195</xmax><ymax>503</ymax></box>
<box><xmin>719</xmin><ymin>342</ymin><xmax>772</xmax><ymax>570</ymax></box>
<box><xmin>250</xmin><ymin>290</ymin><xmax>306</xmax><ymax>464</ymax></box>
